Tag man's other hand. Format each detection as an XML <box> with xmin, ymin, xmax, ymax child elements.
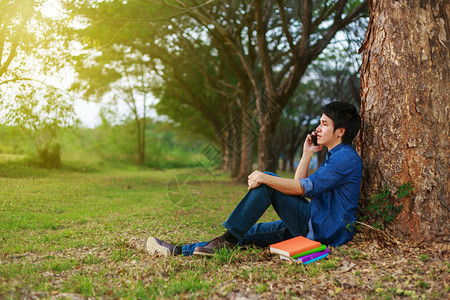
<box><xmin>248</xmin><ymin>170</ymin><xmax>264</xmax><ymax>190</ymax></box>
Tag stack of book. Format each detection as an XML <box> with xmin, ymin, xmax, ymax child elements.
<box><xmin>269</xmin><ymin>236</ymin><xmax>329</xmax><ymax>264</ymax></box>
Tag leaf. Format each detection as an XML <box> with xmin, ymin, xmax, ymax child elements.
<box><xmin>395</xmin><ymin>182</ymin><xmax>415</xmax><ymax>198</ymax></box>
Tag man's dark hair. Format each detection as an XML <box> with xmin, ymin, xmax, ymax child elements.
<box><xmin>321</xmin><ymin>101</ymin><xmax>361</xmax><ymax>145</ymax></box>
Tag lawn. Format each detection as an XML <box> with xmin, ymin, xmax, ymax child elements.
<box><xmin>0</xmin><ymin>160</ymin><xmax>448</xmax><ymax>299</ymax></box>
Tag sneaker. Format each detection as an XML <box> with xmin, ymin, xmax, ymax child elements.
<box><xmin>146</xmin><ymin>237</ymin><xmax>176</xmax><ymax>257</ymax></box>
<box><xmin>193</xmin><ymin>236</ymin><xmax>236</xmax><ymax>256</ymax></box>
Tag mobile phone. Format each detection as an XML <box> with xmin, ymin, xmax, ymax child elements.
<box><xmin>311</xmin><ymin>132</ymin><xmax>319</xmax><ymax>146</ymax></box>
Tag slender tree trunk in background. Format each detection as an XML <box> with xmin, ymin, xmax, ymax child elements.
<box><xmin>287</xmin><ymin>149</ymin><xmax>296</xmax><ymax>173</ymax></box>
<box><xmin>229</xmin><ymin>120</ymin><xmax>240</xmax><ymax>178</ymax></box>
<box><xmin>358</xmin><ymin>0</ymin><xmax>449</xmax><ymax>242</ymax></box>
<box><xmin>236</xmin><ymin>111</ymin><xmax>255</xmax><ymax>182</ymax></box>
<box><xmin>257</xmin><ymin>119</ymin><xmax>279</xmax><ymax>172</ymax></box>
<box><xmin>349</xmin><ymin>73</ymin><xmax>361</xmax><ymax>106</ymax></box>
<box><xmin>235</xmin><ymin>86</ymin><xmax>256</xmax><ymax>182</ymax></box>
<box><xmin>281</xmin><ymin>157</ymin><xmax>288</xmax><ymax>172</ymax></box>
<box><xmin>256</xmin><ymin>89</ymin><xmax>283</xmax><ymax>172</ymax></box>
<box><xmin>220</xmin><ymin>139</ymin><xmax>228</xmax><ymax>172</ymax></box>
<box><xmin>141</xmin><ymin>118</ymin><xmax>146</xmax><ymax>165</ymax></box>
<box><xmin>135</xmin><ymin>117</ymin><xmax>144</xmax><ymax>165</ymax></box>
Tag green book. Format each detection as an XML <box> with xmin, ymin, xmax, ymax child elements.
<box><xmin>292</xmin><ymin>244</ymin><xmax>327</xmax><ymax>259</ymax></box>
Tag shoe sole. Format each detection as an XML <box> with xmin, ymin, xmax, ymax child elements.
<box><xmin>146</xmin><ymin>237</ymin><xmax>171</xmax><ymax>257</ymax></box>
<box><xmin>193</xmin><ymin>248</ymin><xmax>215</xmax><ymax>256</ymax></box>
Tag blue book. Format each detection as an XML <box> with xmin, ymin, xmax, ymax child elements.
<box><xmin>296</xmin><ymin>248</ymin><xmax>329</xmax><ymax>263</ymax></box>
<box><xmin>303</xmin><ymin>252</ymin><xmax>329</xmax><ymax>264</ymax></box>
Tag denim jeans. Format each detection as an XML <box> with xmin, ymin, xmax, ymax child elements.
<box><xmin>181</xmin><ymin>184</ymin><xmax>311</xmax><ymax>256</ymax></box>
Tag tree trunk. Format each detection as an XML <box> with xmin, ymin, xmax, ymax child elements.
<box><xmin>220</xmin><ymin>135</ymin><xmax>229</xmax><ymax>172</ymax></box>
<box><xmin>135</xmin><ymin>117</ymin><xmax>144</xmax><ymax>166</ymax></box>
<box><xmin>257</xmin><ymin>121</ymin><xmax>279</xmax><ymax>172</ymax></box>
<box><xmin>287</xmin><ymin>148</ymin><xmax>296</xmax><ymax>173</ymax></box>
<box><xmin>227</xmin><ymin>118</ymin><xmax>241</xmax><ymax>178</ymax></box>
<box><xmin>281</xmin><ymin>156</ymin><xmax>287</xmax><ymax>172</ymax></box>
<box><xmin>141</xmin><ymin>118</ymin><xmax>146</xmax><ymax>165</ymax></box>
<box><xmin>236</xmin><ymin>104</ymin><xmax>256</xmax><ymax>183</ymax></box>
<box><xmin>358</xmin><ymin>0</ymin><xmax>449</xmax><ymax>242</ymax></box>
<box><xmin>230</xmin><ymin>129</ymin><xmax>241</xmax><ymax>178</ymax></box>
<box><xmin>256</xmin><ymin>91</ymin><xmax>283</xmax><ymax>172</ymax></box>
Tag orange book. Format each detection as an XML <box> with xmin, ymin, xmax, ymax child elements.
<box><xmin>269</xmin><ymin>236</ymin><xmax>321</xmax><ymax>257</ymax></box>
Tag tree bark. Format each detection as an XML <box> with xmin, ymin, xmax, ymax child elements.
<box><xmin>230</xmin><ymin>127</ymin><xmax>240</xmax><ymax>178</ymax></box>
<box><xmin>358</xmin><ymin>0</ymin><xmax>449</xmax><ymax>242</ymax></box>
<box><xmin>257</xmin><ymin>115</ymin><xmax>280</xmax><ymax>172</ymax></box>
<box><xmin>236</xmin><ymin>91</ymin><xmax>256</xmax><ymax>183</ymax></box>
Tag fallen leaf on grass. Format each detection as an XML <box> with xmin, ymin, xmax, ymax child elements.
<box><xmin>338</xmin><ymin>260</ymin><xmax>356</xmax><ymax>273</ymax></box>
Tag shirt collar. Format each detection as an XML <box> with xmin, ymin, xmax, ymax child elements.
<box><xmin>326</xmin><ymin>143</ymin><xmax>345</xmax><ymax>159</ymax></box>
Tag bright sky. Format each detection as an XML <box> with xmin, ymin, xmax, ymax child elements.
<box><xmin>74</xmin><ymin>100</ymin><xmax>102</xmax><ymax>128</ymax></box>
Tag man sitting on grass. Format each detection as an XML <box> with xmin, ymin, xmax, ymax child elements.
<box><xmin>147</xmin><ymin>101</ymin><xmax>362</xmax><ymax>257</ymax></box>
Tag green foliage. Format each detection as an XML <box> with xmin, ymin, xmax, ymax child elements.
<box><xmin>58</xmin><ymin>120</ymin><xmax>207</xmax><ymax>169</ymax></box>
<box><xmin>0</xmin><ymin>0</ymin><xmax>57</xmax><ymax>82</ymax></box>
<box><xmin>0</xmin><ymin>119</ymin><xmax>209</xmax><ymax>170</ymax></box>
<box><xmin>1</xmin><ymin>78</ymin><xmax>77</xmax><ymax>169</ymax></box>
<box><xmin>0</xmin><ymin>0</ymin><xmax>75</xmax><ymax>168</ymax></box>
<box><xmin>359</xmin><ymin>182</ymin><xmax>414</xmax><ymax>230</ymax></box>
<box><xmin>0</xmin><ymin>125</ymin><xmax>31</xmax><ymax>154</ymax></box>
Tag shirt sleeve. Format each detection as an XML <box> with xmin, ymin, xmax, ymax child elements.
<box><xmin>300</xmin><ymin>151</ymin><xmax>358</xmax><ymax>197</ymax></box>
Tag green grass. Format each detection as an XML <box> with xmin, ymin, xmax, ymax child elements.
<box><xmin>0</xmin><ymin>160</ymin><xmax>447</xmax><ymax>299</ymax></box>
<box><xmin>0</xmin><ymin>161</ymin><xmax>268</xmax><ymax>298</ymax></box>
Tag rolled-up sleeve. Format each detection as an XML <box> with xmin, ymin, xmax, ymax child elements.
<box><xmin>299</xmin><ymin>178</ymin><xmax>314</xmax><ymax>196</ymax></box>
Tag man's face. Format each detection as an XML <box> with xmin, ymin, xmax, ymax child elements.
<box><xmin>316</xmin><ymin>113</ymin><xmax>344</xmax><ymax>149</ymax></box>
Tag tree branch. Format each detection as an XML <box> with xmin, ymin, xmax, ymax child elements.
<box><xmin>298</xmin><ymin>0</ymin><xmax>313</xmax><ymax>54</ymax></box>
<box><xmin>311</xmin><ymin>0</ymin><xmax>368</xmax><ymax>62</ymax></box>
<box><xmin>255</xmin><ymin>0</ymin><xmax>275</xmax><ymax>98</ymax></box>
<box><xmin>0</xmin><ymin>33</ymin><xmax>5</xmax><ymax>63</ymax></box>
<box><xmin>0</xmin><ymin>77</ymin><xmax>70</xmax><ymax>98</ymax></box>
<box><xmin>0</xmin><ymin>40</ymin><xmax>18</xmax><ymax>78</ymax></box>
<box><xmin>276</xmin><ymin>0</ymin><xmax>296</xmax><ymax>58</ymax></box>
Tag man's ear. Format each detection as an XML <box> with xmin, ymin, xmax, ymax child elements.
<box><xmin>338</xmin><ymin>128</ymin><xmax>346</xmax><ymax>138</ymax></box>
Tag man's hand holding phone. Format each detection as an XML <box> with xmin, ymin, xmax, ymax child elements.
<box><xmin>304</xmin><ymin>131</ymin><xmax>322</xmax><ymax>153</ymax></box>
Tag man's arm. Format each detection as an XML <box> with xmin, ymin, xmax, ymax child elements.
<box><xmin>247</xmin><ymin>133</ymin><xmax>323</xmax><ymax>196</ymax></box>
<box><xmin>294</xmin><ymin>151</ymin><xmax>313</xmax><ymax>180</ymax></box>
<box><xmin>295</xmin><ymin>133</ymin><xmax>323</xmax><ymax>180</ymax></box>
<box><xmin>247</xmin><ymin>171</ymin><xmax>305</xmax><ymax>196</ymax></box>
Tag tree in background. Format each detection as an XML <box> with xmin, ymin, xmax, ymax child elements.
<box><xmin>1</xmin><ymin>0</ymin><xmax>41</xmax><ymax>83</ymax></box>
<box><xmin>0</xmin><ymin>0</ymin><xmax>76</xmax><ymax>167</ymax></box>
<box><xmin>358</xmin><ymin>0</ymin><xmax>448</xmax><ymax>242</ymax></box>
<box><xmin>276</xmin><ymin>30</ymin><xmax>365</xmax><ymax>172</ymax></box>
<box><xmin>132</xmin><ymin>0</ymin><xmax>369</xmax><ymax>172</ymax></box>
<box><xmin>72</xmin><ymin>47</ymin><xmax>156</xmax><ymax>165</ymax></box>
<box><xmin>1</xmin><ymin>86</ymin><xmax>76</xmax><ymax>168</ymax></box>
<box><xmin>149</xmin><ymin>31</ymin><xmax>239</xmax><ymax>174</ymax></box>
<box><xmin>0</xmin><ymin>0</ymin><xmax>66</xmax><ymax>86</ymax></box>
<box><xmin>65</xmin><ymin>0</ymin><xmax>368</xmax><ymax>176</ymax></box>
<box><xmin>184</xmin><ymin>0</ymin><xmax>368</xmax><ymax>172</ymax></box>
<box><xmin>65</xmin><ymin>0</ymin><xmax>256</xmax><ymax>178</ymax></box>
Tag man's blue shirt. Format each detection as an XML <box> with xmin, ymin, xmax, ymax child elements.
<box><xmin>300</xmin><ymin>143</ymin><xmax>362</xmax><ymax>246</ymax></box>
